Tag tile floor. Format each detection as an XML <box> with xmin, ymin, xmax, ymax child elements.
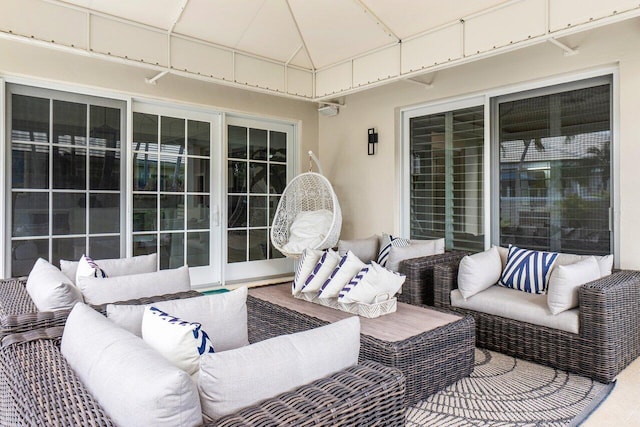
<box><xmin>583</xmin><ymin>356</ymin><xmax>640</xmax><ymax>425</ymax></box>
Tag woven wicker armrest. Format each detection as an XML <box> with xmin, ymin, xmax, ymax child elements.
<box><xmin>433</xmin><ymin>261</ymin><xmax>463</xmax><ymax>308</ymax></box>
<box><xmin>398</xmin><ymin>250</ymin><xmax>471</xmax><ymax>306</ymax></box>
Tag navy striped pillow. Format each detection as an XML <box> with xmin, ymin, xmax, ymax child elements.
<box><xmin>377</xmin><ymin>234</ymin><xmax>410</xmax><ymax>267</ymax></box>
<box><xmin>498</xmin><ymin>246</ymin><xmax>558</xmax><ymax>294</ymax></box>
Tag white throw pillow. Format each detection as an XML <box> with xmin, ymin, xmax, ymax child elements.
<box><xmin>281</xmin><ymin>209</ymin><xmax>333</xmax><ymax>253</ymax></box>
<box><xmin>77</xmin><ymin>265</ymin><xmax>191</xmax><ymax>305</ymax></box>
<box><xmin>547</xmin><ymin>257</ymin><xmax>601</xmax><ymax>315</ymax></box>
<box><xmin>338</xmin><ymin>262</ymin><xmax>405</xmax><ymax>304</ymax></box>
<box><xmin>292</xmin><ymin>248</ymin><xmax>324</xmax><ymax>295</ymax></box>
<box><xmin>75</xmin><ymin>254</ymin><xmax>107</xmax><ymax>284</ymax></box>
<box><xmin>198</xmin><ymin>317</ymin><xmax>360</xmax><ymax>420</ymax></box>
<box><xmin>107</xmin><ymin>287</ymin><xmax>249</xmax><ymax>352</ymax></box>
<box><xmin>301</xmin><ymin>249</ymin><xmax>341</xmax><ymax>293</ymax></box>
<box><xmin>61</xmin><ymin>303</ymin><xmax>202</xmax><ymax>427</ymax></box>
<box><xmin>377</xmin><ymin>234</ymin><xmax>410</xmax><ymax>267</ymax></box>
<box><xmin>61</xmin><ymin>253</ymin><xmax>158</xmax><ymax>284</ymax></box>
<box><xmin>555</xmin><ymin>253</ymin><xmax>613</xmax><ymax>277</ymax></box>
<box><xmin>142</xmin><ymin>306</ymin><xmax>215</xmax><ymax>375</ymax></box>
<box><xmin>385</xmin><ymin>238</ymin><xmax>445</xmax><ymax>272</ymax></box>
<box><xmin>317</xmin><ymin>251</ymin><xmax>365</xmax><ymax>298</ymax></box>
<box><xmin>26</xmin><ymin>258</ymin><xmax>84</xmax><ymax>311</ymax></box>
<box><xmin>337</xmin><ymin>235</ymin><xmax>380</xmax><ymax>264</ymax></box>
<box><xmin>458</xmin><ymin>247</ymin><xmax>503</xmax><ymax>300</ymax></box>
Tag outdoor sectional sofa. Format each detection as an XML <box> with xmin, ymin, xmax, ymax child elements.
<box><xmin>432</xmin><ymin>255</ymin><xmax>640</xmax><ymax>383</ymax></box>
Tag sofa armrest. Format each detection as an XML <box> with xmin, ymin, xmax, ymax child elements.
<box><xmin>398</xmin><ymin>250</ymin><xmax>471</xmax><ymax>306</ymax></box>
<box><xmin>433</xmin><ymin>261</ymin><xmax>464</xmax><ymax>308</ymax></box>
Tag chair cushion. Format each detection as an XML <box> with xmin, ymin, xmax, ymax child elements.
<box><xmin>26</xmin><ymin>258</ymin><xmax>84</xmax><ymax>311</ymax></box>
<box><xmin>141</xmin><ymin>306</ymin><xmax>215</xmax><ymax>375</ymax></box>
<box><xmin>498</xmin><ymin>246</ymin><xmax>558</xmax><ymax>294</ymax></box>
<box><xmin>106</xmin><ymin>287</ymin><xmax>248</xmax><ymax>352</ymax></box>
<box><xmin>386</xmin><ymin>238</ymin><xmax>445</xmax><ymax>272</ymax></box>
<box><xmin>338</xmin><ymin>262</ymin><xmax>405</xmax><ymax>304</ymax></box>
<box><xmin>547</xmin><ymin>256</ymin><xmax>601</xmax><ymax>315</ymax></box>
<box><xmin>338</xmin><ymin>235</ymin><xmax>380</xmax><ymax>264</ymax></box>
<box><xmin>61</xmin><ymin>253</ymin><xmax>157</xmax><ymax>285</ymax></box>
<box><xmin>318</xmin><ymin>251</ymin><xmax>365</xmax><ymax>298</ymax></box>
<box><xmin>377</xmin><ymin>234</ymin><xmax>410</xmax><ymax>267</ymax></box>
<box><xmin>292</xmin><ymin>248</ymin><xmax>323</xmax><ymax>295</ymax></box>
<box><xmin>302</xmin><ymin>249</ymin><xmax>340</xmax><ymax>293</ymax></box>
<box><xmin>198</xmin><ymin>317</ymin><xmax>360</xmax><ymax>420</ymax></box>
<box><xmin>61</xmin><ymin>303</ymin><xmax>202</xmax><ymax>427</ymax></box>
<box><xmin>281</xmin><ymin>209</ymin><xmax>333</xmax><ymax>253</ymax></box>
<box><xmin>77</xmin><ymin>265</ymin><xmax>190</xmax><ymax>305</ymax></box>
<box><xmin>458</xmin><ymin>247</ymin><xmax>502</xmax><ymax>299</ymax></box>
<box><xmin>451</xmin><ymin>286</ymin><xmax>579</xmax><ymax>334</ymax></box>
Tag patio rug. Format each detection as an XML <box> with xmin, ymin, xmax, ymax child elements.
<box><xmin>406</xmin><ymin>348</ymin><xmax>616</xmax><ymax>426</ymax></box>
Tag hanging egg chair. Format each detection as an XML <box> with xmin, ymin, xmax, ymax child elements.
<box><xmin>271</xmin><ymin>151</ymin><xmax>342</xmax><ymax>258</ymax></box>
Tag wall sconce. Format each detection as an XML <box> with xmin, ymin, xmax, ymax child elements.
<box><xmin>368</xmin><ymin>128</ymin><xmax>378</xmax><ymax>155</ymax></box>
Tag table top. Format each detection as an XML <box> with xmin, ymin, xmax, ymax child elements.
<box><xmin>249</xmin><ymin>283</ymin><xmax>463</xmax><ymax>342</ymax></box>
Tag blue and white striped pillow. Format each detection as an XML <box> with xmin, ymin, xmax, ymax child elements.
<box><xmin>292</xmin><ymin>248</ymin><xmax>323</xmax><ymax>295</ymax></box>
<box><xmin>302</xmin><ymin>249</ymin><xmax>341</xmax><ymax>293</ymax></box>
<box><xmin>498</xmin><ymin>246</ymin><xmax>558</xmax><ymax>294</ymax></box>
<box><xmin>338</xmin><ymin>261</ymin><xmax>405</xmax><ymax>304</ymax></box>
<box><xmin>75</xmin><ymin>254</ymin><xmax>107</xmax><ymax>284</ymax></box>
<box><xmin>318</xmin><ymin>251</ymin><xmax>365</xmax><ymax>298</ymax></box>
<box><xmin>377</xmin><ymin>234</ymin><xmax>410</xmax><ymax>267</ymax></box>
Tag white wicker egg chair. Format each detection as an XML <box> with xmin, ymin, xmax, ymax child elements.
<box><xmin>271</xmin><ymin>152</ymin><xmax>342</xmax><ymax>258</ymax></box>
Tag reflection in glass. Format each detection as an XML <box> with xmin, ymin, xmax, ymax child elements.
<box><xmin>89</xmin><ymin>236</ymin><xmax>120</xmax><ymax>260</ymax></box>
<box><xmin>227</xmin><ymin>230</ymin><xmax>247</xmax><ymax>263</ymax></box>
<box><xmin>228</xmin><ymin>126</ymin><xmax>247</xmax><ymax>159</ymax></box>
<box><xmin>53</xmin><ymin>100</ymin><xmax>86</xmax><ymax>146</ymax></box>
<box><xmin>52</xmin><ymin>237</ymin><xmax>86</xmax><ymax>269</ymax></box>
<box><xmin>161</xmin><ymin>116</ymin><xmax>185</xmax><ymax>153</ymax></box>
<box><xmin>270</xmin><ymin>240</ymin><xmax>285</xmax><ymax>259</ymax></box>
<box><xmin>249</xmin><ymin>196</ymin><xmax>268</xmax><ymax>227</ymax></box>
<box><xmin>249</xmin><ymin>229</ymin><xmax>268</xmax><ymax>261</ymax></box>
<box><xmin>270</xmin><ymin>131</ymin><xmax>286</xmax><ymax>162</ymax></box>
<box><xmin>188</xmin><ymin>158</ymin><xmax>209</xmax><ymax>193</ymax></box>
<box><xmin>160</xmin><ymin>156</ymin><xmax>185</xmax><ymax>192</ymax></box>
<box><xmin>12</xmin><ymin>143</ymin><xmax>49</xmax><ymax>189</ymax></box>
<box><xmin>249</xmin><ymin>128</ymin><xmax>267</xmax><ymax>160</ymax></box>
<box><xmin>53</xmin><ymin>146</ymin><xmax>86</xmax><ymax>190</ymax></box>
<box><xmin>133</xmin><ymin>194</ymin><xmax>157</xmax><ymax>232</ymax></box>
<box><xmin>269</xmin><ymin>196</ymin><xmax>280</xmax><ymax>225</ymax></box>
<box><xmin>90</xmin><ymin>149</ymin><xmax>120</xmax><ymax>190</ymax></box>
<box><xmin>53</xmin><ymin>193</ymin><xmax>85</xmax><ymax>235</ymax></box>
<box><xmin>90</xmin><ymin>193</ymin><xmax>120</xmax><ymax>234</ymax></box>
<box><xmin>160</xmin><ymin>232</ymin><xmax>184</xmax><ymax>269</ymax></box>
<box><xmin>12</xmin><ymin>94</ymin><xmax>49</xmax><ymax>143</ymax></box>
<box><xmin>133</xmin><ymin>113</ymin><xmax>158</xmax><ymax>151</ymax></box>
<box><xmin>133</xmin><ymin>234</ymin><xmax>157</xmax><ymax>257</ymax></box>
<box><xmin>269</xmin><ymin>164</ymin><xmax>287</xmax><ymax>194</ymax></box>
<box><xmin>133</xmin><ymin>152</ymin><xmax>158</xmax><ymax>191</ymax></box>
<box><xmin>228</xmin><ymin>161</ymin><xmax>247</xmax><ymax>193</ymax></box>
<box><xmin>160</xmin><ymin>195</ymin><xmax>184</xmax><ymax>231</ymax></box>
<box><xmin>187</xmin><ymin>195</ymin><xmax>209</xmax><ymax>230</ymax></box>
<box><xmin>90</xmin><ymin>105</ymin><xmax>121</xmax><ymax>149</ymax></box>
<box><xmin>13</xmin><ymin>192</ymin><xmax>48</xmax><ymax>237</ymax></box>
<box><xmin>188</xmin><ymin>120</ymin><xmax>210</xmax><ymax>156</ymax></box>
<box><xmin>187</xmin><ymin>232</ymin><xmax>209</xmax><ymax>267</ymax></box>
<box><xmin>249</xmin><ymin>162</ymin><xmax>268</xmax><ymax>194</ymax></box>
<box><xmin>228</xmin><ymin>196</ymin><xmax>247</xmax><ymax>228</ymax></box>
<box><xmin>11</xmin><ymin>239</ymin><xmax>48</xmax><ymax>277</ymax></box>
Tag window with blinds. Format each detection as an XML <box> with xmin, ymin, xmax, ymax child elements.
<box><xmin>496</xmin><ymin>83</ymin><xmax>611</xmax><ymax>254</ymax></box>
<box><xmin>409</xmin><ymin>105</ymin><xmax>484</xmax><ymax>251</ymax></box>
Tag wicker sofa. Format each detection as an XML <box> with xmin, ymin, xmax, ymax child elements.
<box><xmin>432</xmin><ymin>257</ymin><xmax>640</xmax><ymax>383</ymax></box>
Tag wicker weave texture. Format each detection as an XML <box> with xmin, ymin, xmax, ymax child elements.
<box><xmin>433</xmin><ymin>260</ymin><xmax>640</xmax><ymax>383</ymax></box>
<box><xmin>270</xmin><ymin>172</ymin><xmax>342</xmax><ymax>258</ymax></box>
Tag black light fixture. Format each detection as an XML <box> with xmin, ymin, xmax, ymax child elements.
<box><xmin>368</xmin><ymin>128</ymin><xmax>378</xmax><ymax>155</ymax></box>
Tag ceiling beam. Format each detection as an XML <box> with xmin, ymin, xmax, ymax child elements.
<box><xmin>285</xmin><ymin>0</ymin><xmax>316</xmax><ymax>70</ymax></box>
<box><xmin>352</xmin><ymin>0</ymin><xmax>400</xmax><ymax>42</ymax></box>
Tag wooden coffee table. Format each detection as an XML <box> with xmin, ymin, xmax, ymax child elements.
<box><xmin>248</xmin><ymin>284</ymin><xmax>475</xmax><ymax>405</ymax></box>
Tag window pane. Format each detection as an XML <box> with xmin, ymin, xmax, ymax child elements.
<box><xmin>53</xmin><ymin>146</ymin><xmax>86</xmax><ymax>189</ymax></box>
<box><xmin>53</xmin><ymin>193</ymin><xmax>85</xmax><ymax>235</ymax></box>
<box><xmin>133</xmin><ymin>113</ymin><xmax>158</xmax><ymax>152</ymax></box>
<box><xmin>12</xmin><ymin>94</ymin><xmax>49</xmax><ymax>143</ymax></box>
<box><xmin>269</xmin><ymin>131</ymin><xmax>286</xmax><ymax>162</ymax></box>
<box><xmin>160</xmin><ymin>232</ymin><xmax>184</xmax><ymax>269</ymax></box>
<box><xmin>249</xmin><ymin>196</ymin><xmax>268</xmax><ymax>227</ymax></box>
<box><xmin>134</xmin><ymin>234</ymin><xmax>157</xmax><ymax>257</ymax></box>
<box><xmin>53</xmin><ymin>100</ymin><xmax>86</xmax><ymax>146</ymax></box>
<box><xmin>187</xmin><ymin>195</ymin><xmax>209</xmax><ymax>230</ymax></box>
<box><xmin>12</xmin><ymin>239</ymin><xmax>48</xmax><ymax>276</ymax></box>
<box><xmin>161</xmin><ymin>116</ymin><xmax>185</xmax><ymax>153</ymax></box>
<box><xmin>269</xmin><ymin>196</ymin><xmax>280</xmax><ymax>226</ymax></box>
<box><xmin>409</xmin><ymin>105</ymin><xmax>484</xmax><ymax>251</ymax></box>
<box><xmin>160</xmin><ymin>156</ymin><xmax>185</xmax><ymax>192</ymax></box>
<box><xmin>270</xmin><ymin>240</ymin><xmax>285</xmax><ymax>259</ymax></box>
<box><xmin>249</xmin><ymin>229</ymin><xmax>268</xmax><ymax>261</ymax></box>
<box><xmin>228</xmin><ymin>125</ymin><xmax>247</xmax><ymax>159</ymax></box>
<box><xmin>188</xmin><ymin>120</ymin><xmax>210</xmax><ymax>156</ymax></box>
<box><xmin>133</xmin><ymin>152</ymin><xmax>158</xmax><ymax>191</ymax></box>
<box><xmin>52</xmin><ymin>237</ymin><xmax>85</xmax><ymax>268</ymax></box>
<box><xmin>249</xmin><ymin>162</ymin><xmax>267</xmax><ymax>194</ymax></box>
<box><xmin>227</xmin><ymin>230</ymin><xmax>246</xmax><ymax>263</ymax></box>
<box><xmin>12</xmin><ymin>143</ymin><xmax>49</xmax><ymax>189</ymax></box>
<box><xmin>188</xmin><ymin>158</ymin><xmax>209</xmax><ymax>193</ymax></box>
<box><xmin>160</xmin><ymin>195</ymin><xmax>184</xmax><ymax>231</ymax></box>
<box><xmin>269</xmin><ymin>164</ymin><xmax>287</xmax><ymax>194</ymax></box>
<box><xmin>498</xmin><ymin>84</ymin><xmax>611</xmax><ymax>254</ymax></box>
<box><xmin>90</xmin><ymin>236</ymin><xmax>120</xmax><ymax>260</ymax></box>
<box><xmin>228</xmin><ymin>196</ymin><xmax>247</xmax><ymax>228</ymax></box>
<box><xmin>134</xmin><ymin>194</ymin><xmax>157</xmax><ymax>232</ymax></box>
<box><xmin>187</xmin><ymin>232</ymin><xmax>209</xmax><ymax>267</ymax></box>
<box><xmin>13</xmin><ymin>192</ymin><xmax>48</xmax><ymax>237</ymax></box>
<box><xmin>90</xmin><ymin>149</ymin><xmax>120</xmax><ymax>190</ymax></box>
<box><xmin>90</xmin><ymin>193</ymin><xmax>120</xmax><ymax>234</ymax></box>
<box><xmin>90</xmin><ymin>105</ymin><xmax>121</xmax><ymax>149</ymax></box>
<box><xmin>228</xmin><ymin>161</ymin><xmax>247</xmax><ymax>193</ymax></box>
<box><xmin>249</xmin><ymin>128</ymin><xmax>267</xmax><ymax>160</ymax></box>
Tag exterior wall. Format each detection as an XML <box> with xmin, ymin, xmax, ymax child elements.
<box><xmin>319</xmin><ymin>19</ymin><xmax>640</xmax><ymax>269</ymax></box>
